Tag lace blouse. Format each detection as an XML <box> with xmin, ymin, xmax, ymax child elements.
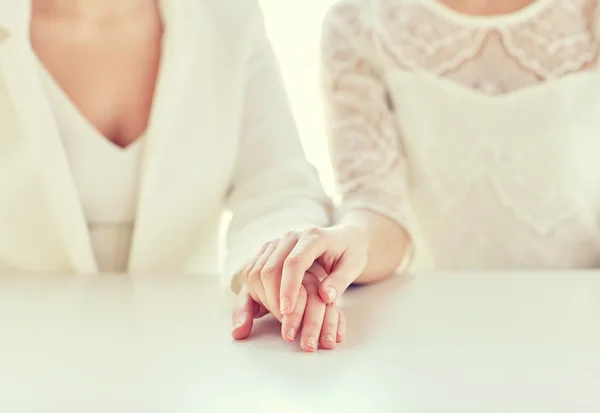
<box><xmin>322</xmin><ymin>0</ymin><xmax>600</xmax><ymax>269</ymax></box>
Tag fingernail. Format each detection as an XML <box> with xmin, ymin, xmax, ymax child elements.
<box><xmin>280</xmin><ymin>297</ymin><xmax>291</xmax><ymax>314</ymax></box>
<box><xmin>306</xmin><ymin>337</ymin><xmax>317</xmax><ymax>349</ymax></box>
<box><xmin>325</xmin><ymin>334</ymin><xmax>335</xmax><ymax>344</ymax></box>
<box><xmin>233</xmin><ymin>322</ymin><xmax>242</xmax><ymax>330</ymax></box>
<box><xmin>286</xmin><ymin>328</ymin><xmax>296</xmax><ymax>340</ymax></box>
<box><xmin>325</xmin><ymin>287</ymin><xmax>337</xmax><ymax>301</ymax></box>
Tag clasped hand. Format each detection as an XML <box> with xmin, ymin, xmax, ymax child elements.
<box><xmin>231</xmin><ymin>226</ymin><xmax>367</xmax><ymax>352</ymax></box>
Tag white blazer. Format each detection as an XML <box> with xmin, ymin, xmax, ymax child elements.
<box><xmin>0</xmin><ymin>0</ymin><xmax>331</xmax><ymax>288</ymax></box>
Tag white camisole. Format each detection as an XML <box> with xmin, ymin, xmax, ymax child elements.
<box><xmin>37</xmin><ymin>64</ymin><xmax>143</xmax><ymax>273</ymax></box>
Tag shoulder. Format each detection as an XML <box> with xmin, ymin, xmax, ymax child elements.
<box><xmin>321</xmin><ymin>0</ymin><xmax>381</xmax><ymax>61</ymax></box>
<box><xmin>323</xmin><ymin>0</ymin><xmax>372</xmax><ymax>32</ymax></box>
<box><xmin>321</xmin><ymin>0</ymin><xmax>385</xmax><ymax>49</ymax></box>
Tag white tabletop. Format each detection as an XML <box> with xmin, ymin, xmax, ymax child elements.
<box><xmin>0</xmin><ymin>271</ymin><xmax>599</xmax><ymax>413</ymax></box>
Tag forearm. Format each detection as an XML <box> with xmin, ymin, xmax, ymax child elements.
<box><xmin>336</xmin><ymin>209</ymin><xmax>412</xmax><ymax>284</ymax></box>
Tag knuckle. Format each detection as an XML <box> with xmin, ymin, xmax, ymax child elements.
<box><xmin>283</xmin><ymin>230</ymin><xmax>300</xmax><ymax>241</ymax></box>
<box><xmin>283</xmin><ymin>255</ymin><xmax>302</xmax><ymax>270</ymax></box>
<box><xmin>260</xmin><ymin>264</ymin><xmax>279</xmax><ymax>280</ymax></box>
<box><xmin>247</xmin><ymin>268</ymin><xmax>261</xmax><ymax>283</ymax></box>
<box><xmin>304</xmin><ymin>227</ymin><xmax>325</xmax><ymax>238</ymax></box>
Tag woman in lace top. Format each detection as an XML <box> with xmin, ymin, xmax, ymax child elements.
<box><xmin>317</xmin><ymin>0</ymin><xmax>600</xmax><ymax>274</ymax></box>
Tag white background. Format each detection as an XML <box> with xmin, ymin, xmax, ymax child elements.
<box><xmin>261</xmin><ymin>0</ymin><xmax>337</xmax><ymax>195</ymax></box>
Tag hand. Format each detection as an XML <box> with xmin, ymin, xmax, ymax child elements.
<box><xmin>230</xmin><ymin>284</ymin><xmax>270</xmax><ymax>339</ymax></box>
<box><xmin>281</xmin><ymin>267</ymin><xmax>346</xmax><ymax>351</ymax></box>
<box><xmin>231</xmin><ymin>267</ymin><xmax>346</xmax><ymax>352</ymax></box>
<box><xmin>238</xmin><ymin>233</ymin><xmax>300</xmax><ymax>320</ymax></box>
<box><xmin>241</xmin><ymin>226</ymin><xmax>368</xmax><ymax>318</ymax></box>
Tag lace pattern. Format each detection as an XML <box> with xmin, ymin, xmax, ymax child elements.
<box><xmin>322</xmin><ymin>1</ymin><xmax>412</xmax><ymax>229</ymax></box>
<box><xmin>321</xmin><ymin>0</ymin><xmax>600</xmax><ymax>235</ymax></box>
<box><xmin>377</xmin><ymin>0</ymin><xmax>599</xmax><ymax>93</ymax></box>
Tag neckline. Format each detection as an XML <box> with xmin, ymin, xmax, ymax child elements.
<box><xmin>421</xmin><ymin>0</ymin><xmax>556</xmax><ymax>27</ymax></box>
<box><xmin>28</xmin><ymin>0</ymin><xmax>170</xmax><ymax>152</ymax></box>
<box><xmin>36</xmin><ymin>59</ymin><xmax>145</xmax><ymax>154</ymax></box>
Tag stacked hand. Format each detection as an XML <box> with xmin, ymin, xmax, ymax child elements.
<box><xmin>231</xmin><ymin>226</ymin><xmax>368</xmax><ymax>352</ymax></box>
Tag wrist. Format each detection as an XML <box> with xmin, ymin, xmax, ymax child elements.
<box><xmin>334</xmin><ymin>208</ymin><xmax>413</xmax><ymax>282</ymax></box>
<box><xmin>335</xmin><ymin>210</ymin><xmax>376</xmax><ymax>236</ymax></box>
<box><xmin>327</xmin><ymin>221</ymin><xmax>372</xmax><ymax>250</ymax></box>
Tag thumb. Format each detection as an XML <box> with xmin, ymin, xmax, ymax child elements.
<box><xmin>232</xmin><ymin>286</ymin><xmax>262</xmax><ymax>340</ymax></box>
<box><xmin>318</xmin><ymin>253</ymin><xmax>362</xmax><ymax>304</ymax></box>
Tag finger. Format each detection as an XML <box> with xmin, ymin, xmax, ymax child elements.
<box><xmin>247</xmin><ymin>289</ymin><xmax>270</xmax><ymax>319</ymax></box>
<box><xmin>262</xmin><ymin>233</ymin><xmax>299</xmax><ymax>319</ymax></box>
<box><xmin>241</xmin><ymin>242</ymin><xmax>269</xmax><ymax>283</ymax></box>
<box><xmin>319</xmin><ymin>303</ymin><xmax>339</xmax><ymax>350</ymax></box>
<box><xmin>231</xmin><ymin>287</ymin><xmax>258</xmax><ymax>340</ymax></box>
<box><xmin>247</xmin><ymin>241</ymin><xmax>278</xmax><ymax>315</ymax></box>
<box><xmin>281</xmin><ymin>286</ymin><xmax>307</xmax><ymax>343</ymax></box>
<box><xmin>299</xmin><ymin>284</ymin><xmax>326</xmax><ymax>353</ymax></box>
<box><xmin>318</xmin><ymin>252</ymin><xmax>361</xmax><ymax>304</ymax></box>
<box><xmin>337</xmin><ymin>309</ymin><xmax>346</xmax><ymax>343</ymax></box>
<box><xmin>307</xmin><ymin>261</ymin><xmax>329</xmax><ymax>281</ymax></box>
<box><xmin>254</xmin><ymin>303</ymin><xmax>270</xmax><ymax>319</ymax></box>
<box><xmin>247</xmin><ymin>288</ymin><xmax>261</xmax><ymax>305</ymax></box>
<box><xmin>280</xmin><ymin>230</ymin><xmax>328</xmax><ymax>316</ymax></box>
<box><xmin>243</xmin><ymin>243</ymin><xmax>271</xmax><ymax>309</ymax></box>
<box><xmin>245</xmin><ymin>283</ymin><xmax>270</xmax><ymax>318</ymax></box>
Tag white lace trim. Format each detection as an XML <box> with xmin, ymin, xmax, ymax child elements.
<box><xmin>377</xmin><ymin>0</ymin><xmax>599</xmax><ymax>94</ymax></box>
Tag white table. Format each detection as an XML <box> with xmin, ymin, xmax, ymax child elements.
<box><xmin>0</xmin><ymin>271</ymin><xmax>598</xmax><ymax>412</ymax></box>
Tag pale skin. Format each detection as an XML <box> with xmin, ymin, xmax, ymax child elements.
<box><xmin>30</xmin><ymin>0</ymin><xmax>161</xmax><ymax>149</ymax></box>
<box><xmin>232</xmin><ymin>0</ymin><xmax>539</xmax><ymax>347</ymax></box>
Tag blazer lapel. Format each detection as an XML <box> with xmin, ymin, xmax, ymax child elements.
<box><xmin>0</xmin><ymin>3</ymin><xmax>97</xmax><ymax>273</ymax></box>
<box><xmin>0</xmin><ymin>0</ymin><xmax>221</xmax><ymax>273</ymax></box>
<box><xmin>128</xmin><ymin>0</ymin><xmax>220</xmax><ymax>272</ymax></box>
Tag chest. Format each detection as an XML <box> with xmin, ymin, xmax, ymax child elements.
<box><xmin>30</xmin><ymin>16</ymin><xmax>162</xmax><ymax>148</ymax></box>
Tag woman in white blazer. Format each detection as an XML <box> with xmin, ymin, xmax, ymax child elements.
<box><xmin>0</xmin><ymin>0</ymin><xmax>353</xmax><ymax>350</ymax></box>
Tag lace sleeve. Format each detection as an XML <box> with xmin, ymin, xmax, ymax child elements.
<box><xmin>321</xmin><ymin>1</ymin><xmax>411</xmax><ymax>232</ymax></box>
